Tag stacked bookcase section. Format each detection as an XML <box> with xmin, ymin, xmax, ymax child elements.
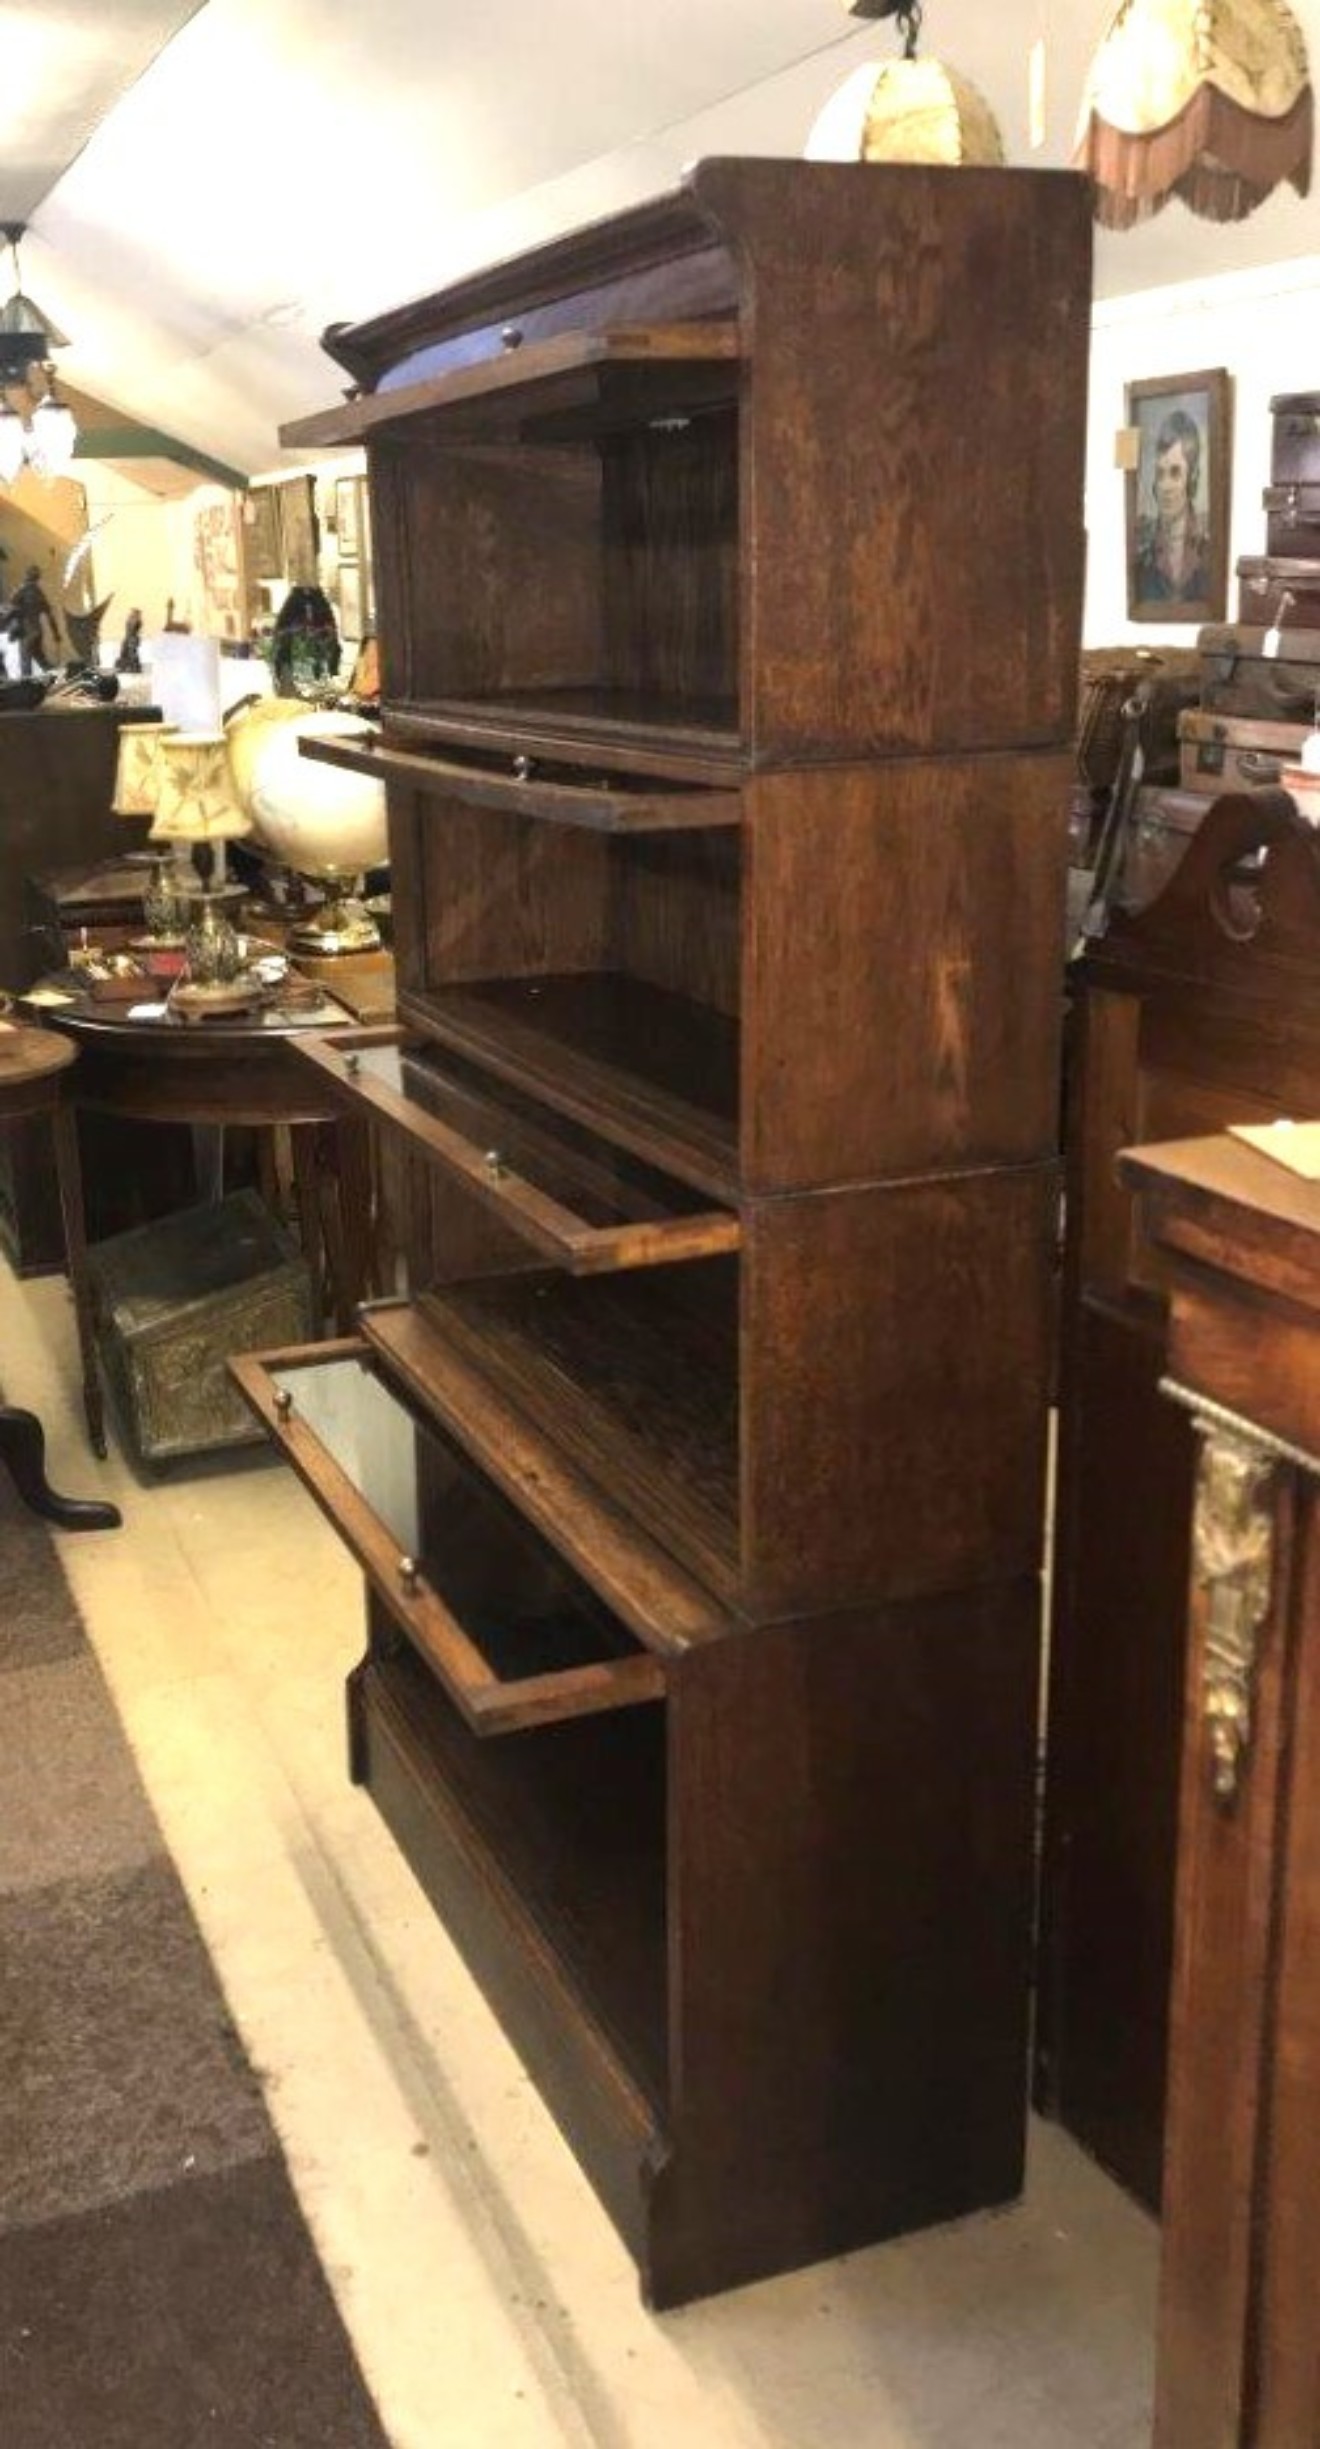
<box><xmin>234</xmin><ymin>157</ymin><xmax>1092</xmax><ymax>2306</ymax></box>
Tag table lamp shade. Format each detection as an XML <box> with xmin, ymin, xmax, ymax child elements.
<box><xmin>149</xmin><ymin>732</ymin><xmax>253</xmax><ymax>845</ymax></box>
<box><xmin>111</xmin><ymin>722</ymin><xmax>177</xmax><ymax>817</ymax></box>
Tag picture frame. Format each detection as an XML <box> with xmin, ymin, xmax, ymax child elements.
<box><xmin>1125</xmin><ymin>368</ymin><xmax>1232</xmax><ymax>624</ymax></box>
<box><xmin>337</xmin><ymin>559</ymin><xmax>366</xmax><ymax>641</ymax></box>
<box><xmin>246</xmin><ymin>485</ymin><xmax>283</xmax><ymax>582</ymax></box>
<box><xmin>334</xmin><ymin>475</ymin><xmax>362</xmax><ymax>561</ymax></box>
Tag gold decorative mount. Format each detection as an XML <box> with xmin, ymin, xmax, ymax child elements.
<box><xmin>1159</xmin><ymin>1379</ymin><xmax>1320</xmax><ymax>1807</ymax></box>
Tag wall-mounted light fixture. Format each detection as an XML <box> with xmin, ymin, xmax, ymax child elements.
<box><xmin>0</xmin><ymin>223</ymin><xmax>78</xmax><ymax>485</ymax></box>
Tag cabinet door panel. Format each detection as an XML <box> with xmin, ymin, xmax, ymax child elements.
<box><xmin>231</xmin><ymin>1341</ymin><xmax>665</xmax><ymax>1735</ymax></box>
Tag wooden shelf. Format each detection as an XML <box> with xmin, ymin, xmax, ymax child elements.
<box><xmin>299</xmin><ymin>730</ymin><xmax>740</xmax><ymax>832</ymax></box>
<box><xmin>360</xmin><ymin>1300</ymin><xmax>733</xmax><ymax>1648</ymax></box>
<box><xmin>369</xmin><ymin>1269</ymin><xmax>741</xmax><ymax>1611</ymax></box>
<box><xmin>280</xmin><ymin>321</ymin><xmax>739</xmax><ymax>451</ymax></box>
<box><xmin>404</xmin><ymin>974</ymin><xmax>740</xmax><ymax>1202</ymax></box>
<box><xmin>363</xmin><ymin>1640</ymin><xmax>670</xmax><ymax>2110</ymax></box>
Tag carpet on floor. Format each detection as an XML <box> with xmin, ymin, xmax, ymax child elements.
<box><xmin>0</xmin><ymin>1460</ymin><xmax>391</xmax><ymax>2448</ymax></box>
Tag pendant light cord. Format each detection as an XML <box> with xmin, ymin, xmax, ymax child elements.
<box><xmin>896</xmin><ymin>3</ymin><xmax>923</xmax><ymax>58</ymax></box>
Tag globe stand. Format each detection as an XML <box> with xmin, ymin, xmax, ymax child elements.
<box><xmin>284</xmin><ymin>873</ymin><xmax>381</xmax><ymax>956</ymax></box>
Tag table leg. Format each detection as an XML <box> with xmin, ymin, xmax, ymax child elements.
<box><xmin>192</xmin><ymin>1122</ymin><xmax>226</xmax><ymax>1203</ymax></box>
<box><xmin>289</xmin><ymin>1120</ymin><xmax>374</xmax><ymax>1335</ymax></box>
<box><xmin>289</xmin><ymin>1124</ymin><xmax>328</xmax><ymax>1327</ymax></box>
<box><xmin>52</xmin><ymin>1099</ymin><xmax>107</xmax><ymax>1458</ymax></box>
<box><xmin>0</xmin><ymin>1406</ymin><xmax>121</xmax><ymax>1530</ymax></box>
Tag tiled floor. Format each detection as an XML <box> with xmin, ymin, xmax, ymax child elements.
<box><xmin>2</xmin><ymin>1253</ymin><xmax>1158</xmax><ymax>2449</ymax></box>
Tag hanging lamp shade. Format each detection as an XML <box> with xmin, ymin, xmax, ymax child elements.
<box><xmin>807</xmin><ymin>53</ymin><xmax>1004</xmax><ymax>165</ymax></box>
<box><xmin>1074</xmin><ymin>0</ymin><xmax>1313</xmax><ymax>230</ymax></box>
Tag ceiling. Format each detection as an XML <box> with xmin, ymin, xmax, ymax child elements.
<box><xmin>5</xmin><ymin>0</ymin><xmax>1320</xmax><ymax>484</ymax></box>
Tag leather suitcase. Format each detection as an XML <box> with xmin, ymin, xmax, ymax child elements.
<box><xmin>1266</xmin><ymin>392</ymin><xmax>1320</xmax><ymax>554</ymax></box>
<box><xmin>1177</xmin><ymin>707</ymin><xmax>1311</xmax><ymax>796</ymax></box>
<box><xmin>1199</xmin><ymin>622</ymin><xmax>1320</xmax><ymax>724</ymax></box>
<box><xmin>1116</xmin><ymin>785</ymin><xmax>1206</xmax><ymax>911</ymax></box>
<box><xmin>1237</xmin><ymin>554</ymin><xmax>1320</xmax><ymax>628</ymax></box>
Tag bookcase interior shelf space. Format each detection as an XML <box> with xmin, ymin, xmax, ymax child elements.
<box><xmin>365</xmin><ymin>1635</ymin><xmax>670</xmax><ymax>2107</ymax></box>
<box><xmin>242</xmin><ymin>154</ymin><xmax>1093</xmax><ymax>2306</ymax></box>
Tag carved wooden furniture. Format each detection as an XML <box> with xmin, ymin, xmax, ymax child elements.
<box><xmin>1120</xmin><ymin>1130</ymin><xmax>1320</xmax><ymax>2449</ymax></box>
<box><xmin>234</xmin><ymin>157</ymin><xmax>1092</xmax><ymax>2305</ymax></box>
<box><xmin>1037</xmin><ymin>790</ymin><xmax>1320</xmax><ymax>2210</ymax></box>
<box><xmin>0</xmin><ymin>1026</ymin><xmax>117</xmax><ymax>1524</ymax></box>
<box><xmin>42</xmin><ymin>989</ymin><xmax>380</xmax><ymax>1452</ymax></box>
<box><xmin>0</xmin><ymin>705</ymin><xmax>159</xmax><ymax>1272</ymax></box>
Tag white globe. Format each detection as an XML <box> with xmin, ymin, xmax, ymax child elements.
<box><xmin>248</xmin><ymin>710</ymin><xmax>388</xmax><ymax>879</ymax></box>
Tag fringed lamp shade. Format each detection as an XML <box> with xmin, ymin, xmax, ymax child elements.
<box><xmin>807</xmin><ymin>54</ymin><xmax>1004</xmax><ymax>164</ymax></box>
<box><xmin>1074</xmin><ymin>0</ymin><xmax>1313</xmax><ymax>229</ymax></box>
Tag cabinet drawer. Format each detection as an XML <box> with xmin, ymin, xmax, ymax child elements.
<box><xmin>294</xmin><ymin>1028</ymin><xmax>739</xmax><ymax>1273</ymax></box>
<box><xmin>230</xmin><ymin>1339</ymin><xmax>666</xmax><ymax>1736</ymax></box>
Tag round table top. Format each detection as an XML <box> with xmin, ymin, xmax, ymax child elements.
<box><xmin>28</xmin><ymin>976</ymin><xmax>353</xmax><ymax>1061</ymax></box>
<box><xmin>0</xmin><ymin>1024</ymin><xmax>78</xmax><ymax>1104</ymax></box>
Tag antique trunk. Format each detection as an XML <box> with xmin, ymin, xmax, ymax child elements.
<box><xmin>1264</xmin><ymin>390</ymin><xmax>1320</xmax><ymax>554</ymax></box>
<box><xmin>1236</xmin><ymin>554</ymin><xmax>1320</xmax><ymax>627</ymax></box>
<box><xmin>1198</xmin><ymin>622</ymin><xmax>1320</xmax><ymax>722</ymax></box>
<box><xmin>1117</xmin><ymin>785</ymin><xmax>1206</xmax><ymax>911</ymax></box>
<box><xmin>1177</xmin><ymin>707</ymin><xmax>1310</xmax><ymax>794</ymax></box>
<box><xmin>90</xmin><ymin>1189</ymin><xmax>313</xmax><ymax>1462</ymax></box>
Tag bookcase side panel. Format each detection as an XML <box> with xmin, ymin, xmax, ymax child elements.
<box><xmin>655</xmin><ymin>1588</ymin><xmax>1041</xmax><ymax>2304</ymax></box>
<box><xmin>741</xmin><ymin>755</ymin><xmax>1071</xmax><ymax>1192</ymax></box>
<box><xmin>699</xmin><ymin>160</ymin><xmax>1091</xmax><ymax>760</ymax></box>
<box><xmin>740</xmin><ymin>1171</ymin><xmax>1056</xmax><ymax>1619</ymax></box>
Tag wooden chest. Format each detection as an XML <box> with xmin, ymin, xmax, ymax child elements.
<box><xmin>1236</xmin><ymin>553</ymin><xmax>1320</xmax><ymax>627</ymax></box>
<box><xmin>1177</xmin><ymin>707</ymin><xmax>1310</xmax><ymax>794</ymax></box>
<box><xmin>90</xmin><ymin>1189</ymin><xmax>313</xmax><ymax>1463</ymax></box>
<box><xmin>1198</xmin><ymin>622</ymin><xmax>1320</xmax><ymax>723</ymax></box>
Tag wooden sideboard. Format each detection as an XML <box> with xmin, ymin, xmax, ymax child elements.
<box><xmin>1037</xmin><ymin>789</ymin><xmax>1320</xmax><ymax>2210</ymax></box>
<box><xmin>1120</xmin><ymin>1130</ymin><xmax>1320</xmax><ymax>2449</ymax></box>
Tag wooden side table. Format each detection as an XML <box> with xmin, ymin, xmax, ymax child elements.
<box><xmin>0</xmin><ymin>1026</ymin><xmax>118</xmax><ymax>1527</ymax></box>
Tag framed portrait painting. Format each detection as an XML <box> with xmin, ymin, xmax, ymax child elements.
<box><xmin>1125</xmin><ymin>368</ymin><xmax>1232</xmax><ymax>624</ymax></box>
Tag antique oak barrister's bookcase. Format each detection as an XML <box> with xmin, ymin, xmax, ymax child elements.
<box><xmin>236</xmin><ymin>160</ymin><xmax>1092</xmax><ymax>2305</ymax></box>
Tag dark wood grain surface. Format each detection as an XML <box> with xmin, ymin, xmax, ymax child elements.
<box><xmin>267</xmin><ymin>157</ymin><xmax>1092</xmax><ymax>2304</ymax></box>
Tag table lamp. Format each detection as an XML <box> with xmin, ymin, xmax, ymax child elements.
<box><xmin>147</xmin><ymin>731</ymin><xmax>253</xmax><ymax>993</ymax></box>
<box><xmin>111</xmin><ymin>720</ymin><xmax>185</xmax><ymax>941</ymax></box>
<box><xmin>246</xmin><ymin>709</ymin><xmax>388</xmax><ymax>956</ymax></box>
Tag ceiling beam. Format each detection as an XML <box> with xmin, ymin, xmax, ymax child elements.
<box><xmin>72</xmin><ymin>424</ymin><xmax>246</xmax><ymax>490</ymax></box>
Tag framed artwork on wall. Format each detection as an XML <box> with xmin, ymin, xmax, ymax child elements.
<box><xmin>192</xmin><ymin>495</ymin><xmax>248</xmax><ymax>638</ymax></box>
<box><xmin>277</xmin><ymin>474</ymin><xmax>319</xmax><ymax>586</ymax></box>
<box><xmin>337</xmin><ymin>559</ymin><xmax>365</xmax><ymax>640</ymax></box>
<box><xmin>334</xmin><ymin>476</ymin><xmax>362</xmax><ymax>560</ymax></box>
<box><xmin>1125</xmin><ymin>368</ymin><xmax>1232</xmax><ymax>624</ymax></box>
<box><xmin>246</xmin><ymin>486</ymin><xmax>283</xmax><ymax>581</ymax></box>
